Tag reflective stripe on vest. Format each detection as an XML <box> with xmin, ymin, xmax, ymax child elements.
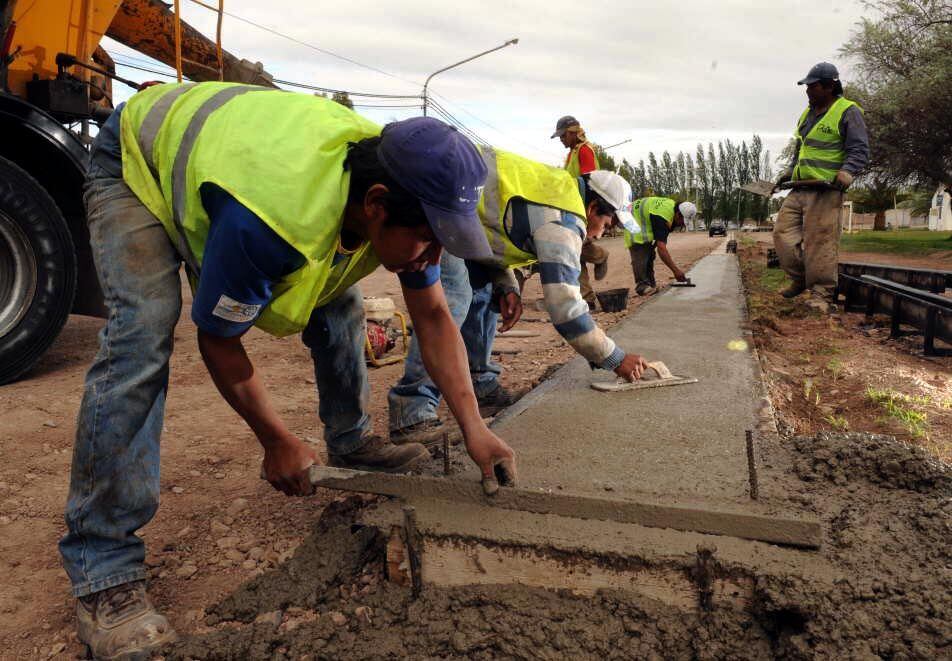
<box><xmin>121</xmin><ymin>82</ymin><xmax>382</xmax><ymax>336</ymax></box>
<box><xmin>792</xmin><ymin>97</ymin><xmax>859</xmax><ymax>182</ymax></box>
<box><xmin>477</xmin><ymin>146</ymin><xmax>588</xmax><ymax>270</ymax></box>
<box><xmin>624</xmin><ymin>197</ymin><xmax>675</xmax><ymax>247</ymax></box>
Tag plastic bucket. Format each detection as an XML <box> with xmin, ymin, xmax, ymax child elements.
<box><xmin>596</xmin><ymin>287</ymin><xmax>630</xmax><ymax>312</ymax></box>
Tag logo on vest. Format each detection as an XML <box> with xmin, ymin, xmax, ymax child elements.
<box><xmin>817</xmin><ymin>124</ymin><xmax>835</xmax><ymax>135</ymax></box>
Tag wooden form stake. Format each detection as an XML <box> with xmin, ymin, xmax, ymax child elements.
<box><xmin>746</xmin><ymin>430</ymin><xmax>759</xmax><ymax>501</ymax></box>
<box><xmin>402</xmin><ymin>506</ymin><xmax>423</xmax><ymax>598</ymax></box>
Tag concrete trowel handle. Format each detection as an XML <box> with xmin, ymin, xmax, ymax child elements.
<box><xmin>644</xmin><ymin>361</ymin><xmax>674</xmax><ymax>380</ymax></box>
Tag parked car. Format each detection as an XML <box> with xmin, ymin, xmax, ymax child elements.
<box><xmin>709</xmin><ymin>220</ymin><xmax>727</xmax><ymax>237</ymax></box>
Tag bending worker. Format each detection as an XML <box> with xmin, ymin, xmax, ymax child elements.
<box><xmin>773</xmin><ymin>61</ymin><xmax>868</xmax><ymax>310</ymax></box>
<box><xmin>552</xmin><ymin>115</ymin><xmax>608</xmax><ymax>308</ymax></box>
<box><xmin>389</xmin><ymin>153</ymin><xmax>650</xmax><ymax>445</ymax></box>
<box><xmin>60</xmin><ymin>81</ymin><xmax>516</xmax><ymax>660</ymax></box>
<box><xmin>625</xmin><ymin>197</ymin><xmax>697</xmax><ymax>295</ymax></box>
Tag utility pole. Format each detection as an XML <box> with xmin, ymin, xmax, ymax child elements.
<box><xmin>423</xmin><ymin>38</ymin><xmax>518</xmax><ymax>117</ymax></box>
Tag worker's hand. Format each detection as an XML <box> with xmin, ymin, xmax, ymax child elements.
<box><xmin>772</xmin><ymin>169</ymin><xmax>792</xmax><ymax>193</ymax></box>
<box><xmin>834</xmin><ymin>170</ymin><xmax>854</xmax><ymax>191</ymax></box>
<box><xmin>614</xmin><ymin>353</ymin><xmax>649</xmax><ymax>382</ymax></box>
<box><xmin>497</xmin><ymin>292</ymin><xmax>523</xmax><ymax>332</ymax></box>
<box><xmin>463</xmin><ymin>426</ymin><xmax>517</xmax><ymax>495</ymax></box>
<box><xmin>673</xmin><ymin>268</ymin><xmax>688</xmax><ymax>283</ymax></box>
<box><xmin>260</xmin><ymin>437</ymin><xmax>318</xmax><ymax>497</ymax></box>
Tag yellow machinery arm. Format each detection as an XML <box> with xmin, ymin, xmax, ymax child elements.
<box><xmin>2</xmin><ymin>0</ymin><xmax>274</xmax><ymax>101</ymax></box>
<box><xmin>106</xmin><ymin>0</ymin><xmax>275</xmax><ymax>87</ymax></box>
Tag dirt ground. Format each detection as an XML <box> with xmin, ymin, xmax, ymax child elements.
<box><xmin>739</xmin><ymin>235</ymin><xmax>952</xmax><ymax>461</ymax></box>
<box><xmin>148</xmin><ymin>235</ymin><xmax>950</xmax><ymax>659</ymax></box>
<box><xmin>0</xmin><ymin>232</ymin><xmax>718</xmax><ymax>659</ymax></box>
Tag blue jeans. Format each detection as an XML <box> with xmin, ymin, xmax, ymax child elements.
<box><xmin>60</xmin><ymin>175</ymin><xmax>369</xmax><ymax>597</ymax></box>
<box><xmin>388</xmin><ymin>252</ymin><xmax>501</xmax><ymax>430</ymax></box>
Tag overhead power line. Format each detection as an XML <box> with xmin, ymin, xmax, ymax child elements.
<box><xmin>271</xmin><ymin>78</ymin><xmax>421</xmax><ymax>100</ymax></box>
<box><xmin>189</xmin><ymin>0</ymin><xmax>422</xmax><ymax>90</ymax></box>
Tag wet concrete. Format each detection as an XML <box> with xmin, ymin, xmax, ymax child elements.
<box><xmin>487</xmin><ymin>253</ymin><xmax>760</xmax><ymax>501</ymax></box>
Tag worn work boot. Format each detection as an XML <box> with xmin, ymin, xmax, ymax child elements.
<box><xmin>77</xmin><ymin>580</ymin><xmax>177</xmax><ymax>660</ymax></box>
<box><xmin>391</xmin><ymin>418</ymin><xmax>463</xmax><ymax>448</ymax></box>
<box><xmin>803</xmin><ymin>289</ymin><xmax>834</xmax><ymax>314</ymax></box>
<box><xmin>781</xmin><ymin>282</ymin><xmax>807</xmax><ymax>299</ymax></box>
<box><xmin>477</xmin><ymin>385</ymin><xmax>525</xmax><ymax>418</ymax></box>
<box><xmin>329</xmin><ymin>435</ymin><xmax>430</xmax><ymax>473</ymax></box>
<box><xmin>635</xmin><ymin>284</ymin><xmax>657</xmax><ymax>297</ymax></box>
<box><xmin>594</xmin><ymin>260</ymin><xmax>609</xmax><ymax>281</ymax></box>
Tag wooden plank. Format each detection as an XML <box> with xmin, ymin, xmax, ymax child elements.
<box><xmin>310</xmin><ymin>466</ymin><xmax>822</xmax><ymax>549</ymax></box>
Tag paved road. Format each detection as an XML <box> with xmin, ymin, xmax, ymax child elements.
<box><xmin>486</xmin><ymin>251</ymin><xmax>760</xmax><ymax>503</ymax></box>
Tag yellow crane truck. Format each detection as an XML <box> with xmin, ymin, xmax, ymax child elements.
<box><xmin>0</xmin><ymin>0</ymin><xmax>272</xmax><ymax>383</ymax></box>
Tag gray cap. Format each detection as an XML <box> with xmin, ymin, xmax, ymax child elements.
<box><xmin>551</xmin><ymin>115</ymin><xmax>579</xmax><ymax>138</ymax></box>
<box><xmin>798</xmin><ymin>62</ymin><xmax>839</xmax><ymax>85</ymax></box>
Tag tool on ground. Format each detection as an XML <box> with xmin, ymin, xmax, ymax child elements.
<box><xmin>363</xmin><ymin>297</ymin><xmax>409</xmax><ymax>367</ymax></box>
<box><xmin>307</xmin><ymin>465</ymin><xmax>821</xmax><ymax>548</ymax></box>
<box><xmin>671</xmin><ymin>277</ymin><xmax>697</xmax><ymax>288</ymax></box>
<box><xmin>591</xmin><ymin>360</ymin><xmax>698</xmax><ymax>392</ymax></box>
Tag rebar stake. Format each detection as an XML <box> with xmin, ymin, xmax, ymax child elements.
<box><xmin>746</xmin><ymin>430</ymin><xmax>759</xmax><ymax>500</ymax></box>
<box><xmin>442</xmin><ymin>433</ymin><xmax>450</xmax><ymax>476</ymax></box>
<box><xmin>693</xmin><ymin>544</ymin><xmax>717</xmax><ymax>611</ymax></box>
<box><xmin>402</xmin><ymin>505</ymin><xmax>423</xmax><ymax>598</ymax></box>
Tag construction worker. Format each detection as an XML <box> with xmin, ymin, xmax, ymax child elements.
<box><xmin>773</xmin><ymin>62</ymin><xmax>869</xmax><ymax>310</ymax></box>
<box><xmin>552</xmin><ymin>115</ymin><xmax>608</xmax><ymax>308</ymax></box>
<box><xmin>60</xmin><ymin>82</ymin><xmax>516</xmax><ymax>659</ymax></box>
<box><xmin>625</xmin><ymin>197</ymin><xmax>697</xmax><ymax>295</ymax></box>
<box><xmin>389</xmin><ymin>153</ymin><xmax>650</xmax><ymax>445</ymax></box>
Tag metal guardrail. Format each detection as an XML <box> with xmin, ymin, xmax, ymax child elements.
<box><xmin>839</xmin><ymin>262</ymin><xmax>952</xmax><ymax>294</ymax></box>
<box><xmin>838</xmin><ymin>273</ymin><xmax>952</xmax><ymax>356</ymax></box>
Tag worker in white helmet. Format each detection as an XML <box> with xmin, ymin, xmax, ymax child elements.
<box><xmin>623</xmin><ymin>198</ymin><xmax>697</xmax><ymax>296</ymax></box>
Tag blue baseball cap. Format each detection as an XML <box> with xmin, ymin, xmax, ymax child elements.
<box><xmin>798</xmin><ymin>62</ymin><xmax>839</xmax><ymax>85</ymax></box>
<box><xmin>377</xmin><ymin>118</ymin><xmax>492</xmax><ymax>261</ymax></box>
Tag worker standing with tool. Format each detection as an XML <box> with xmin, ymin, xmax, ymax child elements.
<box><xmin>773</xmin><ymin>62</ymin><xmax>869</xmax><ymax>311</ymax></box>
<box><xmin>552</xmin><ymin>115</ymin><xmax>609</xmax><ymax>308</ymax></box>
<box><xmin>59</xmin><ymin>81</ymin><xmax>517</xmax><ymax>660</ymax></box>
<box><xmin>389</xmin><ymin>154</ymin><xmax>650</xmax><ymax>446</ymax></box>
<box><xmin>625</xmin><ymin>197</ymin><xmax>697</xmax><ymax>296</ymax></box>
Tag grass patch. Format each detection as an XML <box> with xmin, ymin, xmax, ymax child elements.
<box><xmin>865</xmin><ymin>386</ymin><xmax>931</xmax><ymax>438</ymax></box>
<box><xmin>825</xmin><ymin>358</ymin><xmax>844</xmax><ymax>381</ymax></box>
<box><xmin>759</xmin><ymin>267</ymin><xmax>788</xmax><ymax>293</ymax></box>
<box><xmin>824</xmin><ymin>414</ymin><xmax>849</xmax><ymax>431</ymax></box>
<box><xmin>840</xmin><ymin>230</ymin><xmax>952</xmax><ymax>256</ymax></box>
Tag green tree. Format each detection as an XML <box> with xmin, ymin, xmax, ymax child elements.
<box><xmin>840</xmin><ymin>0</ymin><xmax>952</xmax><ymax>185</ymax></box>
<box><xmin>591</xmin><ymin>144</ymin><xmax>617</xmax><ymax>173</ymax></box>
<box><xmin>848</xmin><ymin>174</ymin><xmax>901</xmax><ymax>230</ymax></box>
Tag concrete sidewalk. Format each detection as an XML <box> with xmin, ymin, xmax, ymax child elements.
<box><xmin>485</xmin><ymin>251</ymin><xmax>761</xmax><ymax>503</ymax></box>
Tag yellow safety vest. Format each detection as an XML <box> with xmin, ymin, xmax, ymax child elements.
<box><xmin>120</xmin><ymin>82</ymin><xmax>382</xmax><ymax>337</ymax></box>
<box><xmin>793</xmin><ymin>97</ymin><xmax>860</xmax><ymax>182</ymax></box>
<box><xmin>564</xmin><ymin>141</ymin><xmax>599</xmax><ymax>179</ymax></box>
<box><xmin>624</xmin><ymin>197</ymin><xmax>675</xmax><ymax>247</ymax></box>
<box><xmin>477</xmin><ymin>146</ymin><xmax>588</xmax><ymax>269</ymax></box>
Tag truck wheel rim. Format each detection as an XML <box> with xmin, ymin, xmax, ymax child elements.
<box><xmin>0</xmin><ymin>210</ymin><xmax>37</xmax><ymax>338</ymax></box>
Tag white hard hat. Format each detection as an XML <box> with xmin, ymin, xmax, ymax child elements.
<box><xmin>678</xmin><ymin>201</ymin><xmax>698</xmax><ymax>222</ymax></box>
<box><xmin>587</xmin><ymin>170</ymin><xmax>639</xmax><ymax>233</ymax></box>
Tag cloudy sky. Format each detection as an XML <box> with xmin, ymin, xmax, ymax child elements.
<box><xmin>106</xmin><ymin>0</ymin><xmax>870</xmax><ymax>171</ymax></box>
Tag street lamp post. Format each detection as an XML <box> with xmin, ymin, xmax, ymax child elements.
<box><xmin>422</xmin><ymin>38</ymin><xmax>518</xmax><ymax>116</ymax></box>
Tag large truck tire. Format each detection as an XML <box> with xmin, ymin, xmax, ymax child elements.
<box><xmin>0</xmin><ymin>155</ymin><xmax>77</xmax><ymax>384</ymax></box>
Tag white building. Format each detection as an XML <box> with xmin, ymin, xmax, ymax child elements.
<box><xmin>929</xmin><ymin>185</ymin><xmax>952</xmax><ymax>231</ymax></box>
<box><xmin>885</xmin><ymin>208</ymin><xmax>928</xmax><ymax>228</ymax></box>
